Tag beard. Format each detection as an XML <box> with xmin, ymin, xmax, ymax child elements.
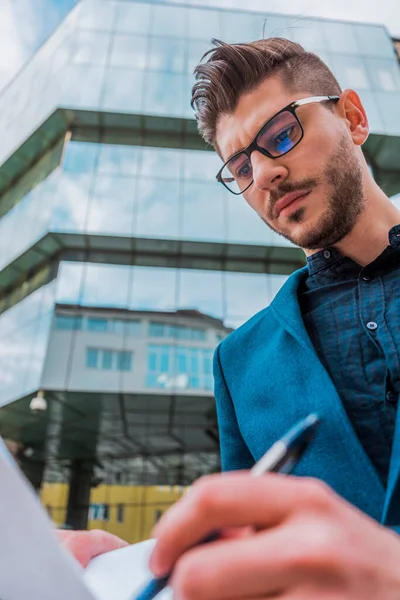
<box><xmin>262</xmin><ymin>135</ymin><xmax>365</xmax><ymax>250</ymax></box>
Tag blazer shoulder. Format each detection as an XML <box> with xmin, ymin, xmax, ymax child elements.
<box><xmin>219</xmin><ymin>304</ymin><xmax>275</xmax><ymax>355</ymax></box>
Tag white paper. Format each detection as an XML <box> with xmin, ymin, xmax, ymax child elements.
<box><xmin>0</xmin><ymin>444</ymin><xmax>95</xmax><ymax>600</ymax></box>
<box><xmin>0</xmin><ymin>438</ymin><xmax>170</xmax><ymax>600</ymax></box>
<box><xmin>84</xmin><ymin>539</ymin><xmax>173</xmax><ymax>600</ymax></box>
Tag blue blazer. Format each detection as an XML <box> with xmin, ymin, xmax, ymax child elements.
<box><xmin>214</xmin><ymin>267</ymin><xmax>400</xmax><ymax>527</ymax></box>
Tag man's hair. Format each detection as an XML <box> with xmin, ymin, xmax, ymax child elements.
<box><xmin>191</xmin><ymin>38</ymin><xmax>342</xmax><ymax>148</ymax></box>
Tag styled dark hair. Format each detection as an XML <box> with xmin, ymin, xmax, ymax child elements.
<box><xmin>191</xmin><ymin>38</ymin><xmax>342</xmax><ymax>147</ymax></box>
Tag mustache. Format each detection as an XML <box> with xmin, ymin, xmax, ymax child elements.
<box><xmin>270</xmin><ymin>178</ymin><xmax>318</xmax><ymax>205</ymax></box>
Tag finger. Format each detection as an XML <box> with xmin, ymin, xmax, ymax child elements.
<box><xmin>57</xmin><ymin>529</ymin><xmax>129</xmax><ymax>567</ymax></box>
<box><xmin>169</xmin><ymin>526</ymin><xmax>297</xmax><ymax>600</ymax></box>
<box><xmin>150</xmin><ymin>473</ymin><xmax>332</xmax><ymax>576</ymax></box>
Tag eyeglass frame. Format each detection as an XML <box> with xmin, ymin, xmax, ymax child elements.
<box><xmin>215</xmin><ymin>95</ymin><xmax>341</xmax><ymax>195</ymax></box>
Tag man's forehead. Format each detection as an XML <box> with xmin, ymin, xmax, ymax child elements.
<box><xmin>215</xmin><ymin>77</ymin><xmax>305</xmax><ymax>162</ymax></box>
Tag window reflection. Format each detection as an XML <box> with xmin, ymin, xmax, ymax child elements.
<box><xmin>151</xmin><ymin>5</ymin><xmax>187</xmax><ymax>38</ymax></box>
<box><xmin>143</xmin><ymin>72</ymin><xmax>184</xmax><ymax>116</ymax></box>
<box><xmin>130</xmin><ymin>267</ymin><xmax>177</xmax><ymax>311</ymax></box>
<box><xmin>187</xmin><ymin>8</ymin><xmax>221</xmax><ymax>41</ymax></box>
<box><xmin>148</xmin><ymin>37</ymin><xmax>186</xmax><ymax>74</ymax></box>
<box><xmin>110</xmin><ymin>34</ymin><xmax>148</xmax><ymax>70</ymax></box>
<box><xmin>98</xmin><ymin>144</ymin><xmax>140</xmax><ymax>177</ymax></box>
<box><xmin>71</xmin><ymin>31</ymin><xmax>111</xmax><ymax>67</ymax></box>
<box><xmin>135</xmin><ymin>177</ymin><xmax>180</xmax><ymax>238</ymax></box>
<box><xmin>178</xmin><ymin>269</ymin><xmax>224</xmax><ymax>320</ymax></box>
<box><xmin>181</xmin><ymin>180</ymin><xmax>225</xmax><ymax>241</ymax></box>
<box><xmin>87</xmin><ymin>174</ymin><xmax>136</xmax><ymax>236</ymax></box>
<box><xmin>115</xmin><ymin>2</ymin><xmax>152</xmax><ymax>34</ymax></box>
<box><xmin>102</xmin><ymin>68</ymin><xmax>144</xmax><ymax>112</ymax></box>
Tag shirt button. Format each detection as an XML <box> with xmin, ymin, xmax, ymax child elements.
<box><xmin>366</xmin><ymin>321</ymin><xmax>378</xmax><ymax>330</ymax></box>
<box><xmin>362</xmin><ymin>275</ymin><xmax>371</xmax><ymax>281</ymax></box>
<box><xmin>386</xmin><ymin>391</ymin><xmax>397</xmax><ymax>404</ymax></box>
<box><xmin>323</xmin><ymin>250</ymin><xmax>331</xmax><ymax>259</ymax></box>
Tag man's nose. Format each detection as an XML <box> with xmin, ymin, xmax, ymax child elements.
<box><xmin>251</xmin><ymin>151</ymin><xmax>288</xmax><ymax>191</ymax></box>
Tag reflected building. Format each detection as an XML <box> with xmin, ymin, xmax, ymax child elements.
<box><xmin>1</xmin><ymin>0</ymin><xmax>400</xmax><ymax>535</ymax></box>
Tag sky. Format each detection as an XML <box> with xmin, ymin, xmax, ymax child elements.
<box><xmin>1</xmin><ymin>0</ymin><xmax>400</xmax><ymax>92</ymax></box>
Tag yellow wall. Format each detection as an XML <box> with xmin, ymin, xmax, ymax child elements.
<box><xmin>41</xmin><ymin>483</ymin><xmax>185</xmax><ymax>543</ymax></box>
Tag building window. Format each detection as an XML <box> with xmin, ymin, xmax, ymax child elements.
<box><xmin>117</xmin><ymin>504</ymin><xmax>124</xmax><ymax>524</ymax></box>
<box><xmin>87</xmin><ymin>317</ymin><xmax>108</xmax><ymax>332</ymax></box>
<box><xmin>148</xmin><ymin>321</ymin><xmax>206</xmax><ymax>341</ymax></box>
<box><xmin>86</xmin><ymin>348</ymin><xmax>133</xmax><ymax>372</ymax></box>
<box><xmin>55</xmin><ymin>314</ymin><xmax>83</xmax><ymax>330</ymax></box>
<box><xmin>146</xmin><ymin>345</ymin><xmax>213</xmax><ymax>390</ymax></box>
<box><xmin>89</xmin><ymin>503</ymin><xmax>109</xmax><ymax>521</ymax></box>
<box><xmin>86</xmin><ymin>348</ymin><xmax>99</xmax><ymax>368</ymax></box>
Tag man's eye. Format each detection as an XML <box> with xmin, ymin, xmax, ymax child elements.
<box><xmin>237</xmin><ymin>162</ymin><xmax>252</xmax><ymax>179</ymax></box>
<box><xmin>274</xmin><ymin>126</ymin><xmax>294</xmax><ymax>145</ymax></box>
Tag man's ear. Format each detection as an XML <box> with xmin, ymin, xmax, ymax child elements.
<box><xmin>337</xmin><ymin>89</ymin><xmax>369</xmax><ymax>146</ymax></box>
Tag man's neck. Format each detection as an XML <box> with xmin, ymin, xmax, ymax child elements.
<box><xmin>305</xmin><ymin>187</ymin><xmax>400</xmax><ymax>267</ymax></box>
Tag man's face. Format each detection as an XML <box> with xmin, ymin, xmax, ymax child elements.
<box><xmin>216</xmin><ymin>76</ymin><xmax>365</xmax><ymax>250</ymax></box>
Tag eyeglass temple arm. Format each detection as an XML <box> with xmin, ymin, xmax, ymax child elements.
<box><xmin>294</xmin><ymin>95</ymin><xmax>340</xmax><ymax>108</ymax></box>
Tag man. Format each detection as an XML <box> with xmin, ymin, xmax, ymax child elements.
<box><xmin>63</xmin><ymin>37</ymin><xmax>400</xmax><ymax>597</ymax></box>
<box><xmin>145</xmin><ymin>38</ymin><xmax>400</xmax><ymax>598</ymax></box>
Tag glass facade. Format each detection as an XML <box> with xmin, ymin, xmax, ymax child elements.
<box><xmin>1</xmin><ymin>0</ymin><xmax>400</xmax><ymax>539</ymax></box>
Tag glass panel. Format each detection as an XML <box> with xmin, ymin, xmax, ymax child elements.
<box><xmin>143</xmin><ymin>72</ymin><xmax>184</xmax><ymax>116</ymax></box>
<box><xmin>50</xmin><ymin>173</ymin><xmax>91</xmax><ymax>233</ymax></box>
<box><xmin>98</xmin><ymin>144</ymin><xmax>140</xmax><ymax>177</ymax></box>
<box><xmin>110</xmin><ymin>34</ymin><xmax>148</xmax><ymax>69</ymax></box>
<box><xmin>366</xmin><ymin>58</ymin><xmax>400</xmax><ymax>92</ymax></box>
<box><xmin>135</xmin><ymin>178</ymin><xmax>180</xmax><ymax>238</ymax></box>
<box><xmin>148</xmin><ymin>37</ymin><xmax>186</xmax><ymax>73</ymax></box>
<box><xmin>71</xmin><ymin>31</ymin><xmax>111</xmax><ymax>67</ymax></box>
<box><xmin>63</xmin><ymin>141</ymin><xmax>99</xmax><ymax>173</ymax></box>
<box><xmin>117</xmin><ymin>351</ymin><xmax>132</xmax><ymax>372</ymax></box>
<box><xmin>221</xmin><ymin>11</ymin><xmax>275</xmax><ymax>43</ymax></box>
<box><xmin>130</xmin><ymin>267</ymin><xmax>177</xmax><ymax>311</ymax></box>
<box><xmin>375</xmin><ymin>93</ymin><xmax>400</xmax><ymax>135</ymax></box>
<box><xmin>183</xmin><ymin>150</ymin><xmax>220</xmax><ymax>182</ymax></box>
<box><xmin>102</xmin><ymin>349</ymin><xmax>113</xmax><ymax>370</ymax></box>
<box><xmin>151</xmin><ymin>5</ymin><xmax>187</xmax><ymax>38</ymax></box>
<box><xmin>87</xmin><ymin>317</ymin><xmax>108</xmax><ymax>332</ymax></box>
<box><xmin>82</xmin><ymin>264</ymin><xmax>131</xmax><ymax>308</ymax></box>
<box><xmin>224</xmin><ymin>272</ymin><xmax>269</xmax><ymax>328</ymax></box>
<box><xmin>330</xmin><ymin>55</ymin><xmax>370</xmax><ymax>91</ymax></box>
<box><xmin>79</xmin><ymin>0</ymin><xmax>117</xmax><ymax>31</ymax></box>
<box><xmin>355</xmin><ymin>24</ymin><xmax>394</xmax><ymax>58</ymax></box>
<box><xmin>56</xmin><ymin>262</ymin><xmax>85</xmax><ymax>304</ymax></box>
<box><xmin>225</xmin><ymin>188</ymin><xmax>272</xmax><ymax>245</ymax></box>
<box><xmin>59</xmin><ymin>64</ymin><xmax>104</xmax><ymax>108</ymax></box>
<box><xmin>187</xmin><ymin>8</ymin><xmax>221</xmax><ymax>40</ymax></box>
<box><xmin>140</xmin><ymin>147</ymin><xmax>183</xmax><ymax>180</ymax></box>
<box><xmin>86</xmin><ymin>348</ymin><xmax>99</xmax><ymax>368</ymax></box>
<box><xmin>286</xmin><ymin>17</ymin><xmax>326</xmax><ymax>52</ymax></box>
<box><xmin>178</xmin><ymin>270</ymin><xmax>223</xmax><ymax>320</ymax></box>
<box><xmin>115</xmin><ymin>2</ymin><xmax>152</xmax><ymax>34</ymax></box>
<box><xmin>54</xmin><ymin>314</ymin><xmax>83</xmax><ymax>330</ymax></box>
<box><xmin>102</xmin><ymin>68</ymin><xmax>144</xmax><ymax>112</ymax></box>
<box><xmin>86</xmin><ymin>174</ymin><xmax>136</xmax><ymax>236</ymax></box>
<box><xmin>149</xmin><ymin>322</ymin><xmax>165</xmax><ymax>337</ymax></box>
<box><xmin>323</xmin><ymin>21</ymin><xmax>360</xmax><ymax>55</ymax></box>
<box><xmin>181</xmin><ymin>180</ymin><xmax>225</xmax><ymax>241</ymax></box>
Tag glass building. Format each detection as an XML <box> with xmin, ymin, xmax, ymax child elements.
<box><xmin>1</xmin><ymin>0</ymin><xmax>400</xmax><ymax>538</ymax></box>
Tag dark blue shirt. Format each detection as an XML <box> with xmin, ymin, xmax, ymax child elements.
<box><xmin>299</xmin><ymin>225</ymin><xmax>400</xmax><ymax>487</ymax></box>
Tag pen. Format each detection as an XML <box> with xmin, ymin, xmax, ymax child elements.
<box><xmin>133</xmin><ymin>413</ymin><xmax>320</xmax><ymax>600</ymax></box>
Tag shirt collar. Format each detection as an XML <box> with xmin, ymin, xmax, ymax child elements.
<box><xmin>306</xmin><ymin>224</ymin><xmax>400</xmax><ymax>277</ymax></box>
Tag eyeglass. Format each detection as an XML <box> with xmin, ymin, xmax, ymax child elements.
<box><xmin>216</xmin><ymin>95</ymin><xmax>340</xmax><ymax>195</ymax></box>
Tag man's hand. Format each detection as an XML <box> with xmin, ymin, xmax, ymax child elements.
<box><xmin>149</xmin><ymin>472</ymin><xmax>400</xmax><ymax>599</ymax></box>
<box><xmin>57</xmin><ymin>529</ymin><xmax>128</xmax><ymax>568</ymax></box>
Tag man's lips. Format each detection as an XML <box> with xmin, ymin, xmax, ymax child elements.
<box><xmin>274</xmin><ymin>190</ymin><xmax>311</xmax><ymax>217</ymax></box>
